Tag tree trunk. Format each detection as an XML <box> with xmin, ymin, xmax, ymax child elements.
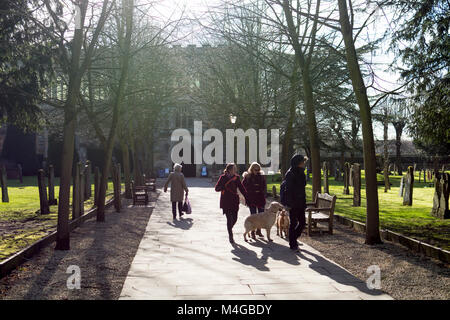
<box><xmin>383</xmin><ymin>108</ymin><xmax>390</xmax><ymax>192</ymax></box>
<box><xmin>281</xmin><ymin>0</ymin><xmax>321</xmax><ymax>197</ymax></box>
<box><xmin>97</xmin><ymin>0</ymin><xmax>134</xmax><ymax>221</ymax></box>
<box><xmin>392</xmin><ymin>121</ymin><xmax>404</xmax><ymax>176</ymax></box>
<box><xmin>121</xmin><ymin>138</ymin><xmax>132</xmax><ymax>199</ymax></box>
<box><xmin>338</xmin><ymin>0</ymin><xmax>381</xmax><ymax>245</ymax></box>
<box><xmin>281</xmin><ymin>66</ymin><xmax>299</xmax><ymax>177</ymax></box>
<box><xmin>55</xmin><ymin>17</ymin><xmax>85</xmax><ymax>249</ymax></box>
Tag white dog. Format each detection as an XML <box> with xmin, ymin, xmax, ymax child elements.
<box><xmin>243</xmin><ymin>202</ymin><xmax>284</xmax><ymax>242</ymax></box>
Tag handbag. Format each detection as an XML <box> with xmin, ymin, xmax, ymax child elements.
<box><xmin>182</xmin><ymin>195</ymin><xmax>192</xmax><ymax>214</ymax></box>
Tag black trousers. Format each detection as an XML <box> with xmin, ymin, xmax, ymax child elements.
<box><xmin>172</xmin><ymin>201</ymin><xmax>183</xmax><ymax>217</ymax></box>
<box><xmin>289</xmin><ymin>206</ymin><xmax>306</xmax><ymax>249</ymax></box>
<box><xmin>224</xmin><ymin>210</ymin><xmax>238</xmax><ymax>238</ymax></box>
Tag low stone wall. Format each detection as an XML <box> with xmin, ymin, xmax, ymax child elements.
<box><xmin>333</xmin><ymin>214</ymin><xmax>450</xmax><ymax>264</ymax></box>
<box><xmin>0</xmin><ymin>195</ymin><xmax>120</xmax><ymax>278</ymax></box>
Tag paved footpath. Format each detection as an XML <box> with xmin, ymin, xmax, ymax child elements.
<box><xmin>120</xmin><ymin>178</ymin><xmax>392</xmax><ymax>300</ymax></box>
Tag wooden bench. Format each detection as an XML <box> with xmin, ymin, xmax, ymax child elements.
<box><xmin>131</xmin><ymin>182</ymin><xmax>149</xmax><ymax>206</ymax></box>
<box><xmin>305</xmin><ymin>192</ymin><xmax>337</xmax><ymax>236</ymax></box>
<box><xmin>144</xmin><ymin>178</ymin><xmax>156</xmax><ymax>192</ymax></box>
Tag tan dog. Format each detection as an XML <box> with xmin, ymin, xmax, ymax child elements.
<box><xmin>244</xmin><ymin>202</ymin><xmax>284</xmax><ymax>242</ymax></box>
<box><xmin>276</xmin><ymin>210</ymin><xmax>290</xmax><ymax>238</ymax></box>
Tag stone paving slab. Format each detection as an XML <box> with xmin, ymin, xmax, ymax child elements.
<box><xmin>120</xmin><ymin>178</ymin><xmax>392</xmax><ymax>300</ymax></box>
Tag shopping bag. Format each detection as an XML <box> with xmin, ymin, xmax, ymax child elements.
<box><xmin>182</xmin><ymin>196</ymin><xmax>192</xmax><ymax>214</ymax></box>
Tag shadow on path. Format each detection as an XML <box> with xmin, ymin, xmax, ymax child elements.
<box><xmin>230</xmin><ymin>243</ymin><xmax>270</xmax><ymax>271</ymax></box>
<box><xmin>167</xmin><ymin>217</ymin><xmax>194</xmax><ymax>230</ymax></box>
<box><xmin>297</xmin><ymin>248</ymin><xmax>386</xmax><ymax>296</ymax></box>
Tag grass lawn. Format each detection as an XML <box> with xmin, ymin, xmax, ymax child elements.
<box><xmin>267</xmin><ymin>170</ymin><xmax>450</xmax><ymax>251</ymax></box>
<box><xmin>0</xmin><ymin>176</ymin><xmax>120</xmax><ymax>260</ymax></box>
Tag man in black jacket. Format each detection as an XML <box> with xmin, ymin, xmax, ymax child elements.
<box><xmin>284</xmin><ymin>154</ymin><xmax>308</xmax><ymax>251</ymax></box>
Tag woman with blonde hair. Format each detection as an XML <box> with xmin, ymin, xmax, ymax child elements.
<box><xmin>215</xmin><ymin>163</ymin><xmax>248</xmax><ymax>244</ymax></box>
<box><xmin>242</xmin><ymin>162</ymin><xmax>267</xmax><ymax>239</ymax></box>
<box><xmin>164</xmin><ymin>163</ymin><xmax>189</xmax><ymax>220</ymax></box>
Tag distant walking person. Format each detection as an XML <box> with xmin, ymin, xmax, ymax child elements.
<box><xmin>215</xmin><ymin>163</ymin><xmax>248</xmax><ymax>244</ymax></box>
<box><xmin>284</xmin><ymin>155</ymin><xmax>308</xmax><ymax>251</ymax></box>
<box><xmin>243</xmin><ymin>162</ymin><xmax>266</xmax><ymax>239</ymax></box>
<box><xmin>164</xmin><ymin>163</ymin><xmax>189</xmax><ymax>220</ymax></box>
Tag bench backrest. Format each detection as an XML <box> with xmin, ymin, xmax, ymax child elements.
<box><xmin>313</xmin><ymin>192</ymin><xmax>337</xmax><ymax>217</ymax></box>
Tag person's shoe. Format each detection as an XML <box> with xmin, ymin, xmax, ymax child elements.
<box><xmin>251</xmin><ymin>231</ymin><xmax>256</xmax><ymax>240</ymax></box>
<box><xmin>256</xmin><ymin>229</ymin><xmax>263</xmax><ymax>237</ymax></box>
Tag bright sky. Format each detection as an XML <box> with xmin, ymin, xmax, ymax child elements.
<box><xmin>132</xmin><ymin>1</ymin><xmax>409</xmax><ymax>140</ymax></box>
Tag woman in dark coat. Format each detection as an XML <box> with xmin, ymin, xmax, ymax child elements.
<box><xmin>215</xmin><ymin>163</ymin><xmax>248</xmax><ymax>244</ymax></box>
<box><xmin>284</xmin><ymin>154</ymin><xmax>308</xmax><ymax>251</ymax></box>
<box><xmin>243</xmin><ymin>162</ymin><xmax>266</xmax><ymax>239</ymax></box>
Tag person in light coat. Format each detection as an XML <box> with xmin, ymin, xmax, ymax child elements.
<box><xmin>164</xmin><ymin>163</ymin><xmax>189</xmax><ymax>220</ymax></box>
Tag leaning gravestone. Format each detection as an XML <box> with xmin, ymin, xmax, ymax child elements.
<box><xmin>323</xmin><ymin>162</ymin><xmax>329</xmax><ymax>194</ymax></box>
<box><xmin>353</xmin><ymin>163</ymin><xmax>361</xmax><ymax>206</ymax></box>
<box><xmin>403</xmin><ymin>166</ymin><xmax>414</xmax><ymax>206</ymax></box>
<box><xmin>399</xmin><ymin>176</ymin><xmax>405</xmax><ymax>197</ymax></box>
<box><xmin>37</xmin><ymin>169</ymin><xmax>49</xmax><ymax>214</ymax></box>
<box><xmin>0</xmin><ymin>164</ymin><xmax>9</xmax><ymax>202</ymax></box>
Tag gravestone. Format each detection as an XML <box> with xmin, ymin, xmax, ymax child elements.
<box><xmin>353</xmin><ymin>163</ymin><xmax>361</xmax><ymax>207</ymax></box>
<box><xmin>48</xmin><ymin>165</ymin><xmax>57</xmax><ymax>205</ymax></box>
<box><xmin>328</xmin><ymin>161</ymin><xmax>334</xmax><ymax>180</ymax></box>
<box><xmin>343</xmin><ymin>163</ymin><xmax>350</xmax><ymax>195</ymax></box>
<box><xmin>431</xmin><ymin>173</ymin><xmax>449</xmax><ymax>219</ymax></box>
<box><xmin>427</xmin><ymin>170</ymin><xmax>432</xmax><ymax>181</ymax></box>
<box><xmin>323</xmin><ymin>162</ymin><xmax>329</xmax><ymax>194</ymax></box>
<box><xmin>403</xmin><ymin>166</ymin><xmax>414</xmax><ymax>206</ymax></box>
<box><xmin>272</xmin><ymin>185</ymin><xmax>277</xmax><ymax>199</ymax></box>
<box><xmin>0</xmin><ymin>164</ymin><xmax>9</xmax><ymax>202</ymax></box>
<box><xmin>84</xmin><ymin>160</ymin><xmax>91</xmax><ymax>199</ymax></box>
<box><xmin>37</xmin><ymin>169</ymin><xmax>49</xmax><ymax>214</ymax></box>
<box><xmin>17</xmin><ymin>164</ymin><xmax>23</xmax><ymax>183</ymax></box>
<box><xmin>399</xmin><ymin>176</ymin><xmax>405</xmax><ymax>197</ymax></box>
<box><xmin>349</xmin><ymin>165</ymin><xmax>354</xmax><ymax>187</ymax></box>
<box><xmin>94</xmin><ymin>166</ymin><xmax>100</xmax><ymax>206</ymax></box>
<box><xmin>72</xmin><ymin>162</ymin><xmax>80</xmax><ymax>219</ymax></box>
<box><xmin>79</xmin><ymin>162</ymin><xmax>85</xmax><ymax>216</ymax></box>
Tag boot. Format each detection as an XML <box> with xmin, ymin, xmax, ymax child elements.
<box><xmin>251</xmin><ymin>231</ymin><xmax>256</xmax><ymax>240</ymax></box>
<box><xmin>256</xmin><ymin>229</ymin><xmax>263</xmax><ymax>237</ymax></box>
